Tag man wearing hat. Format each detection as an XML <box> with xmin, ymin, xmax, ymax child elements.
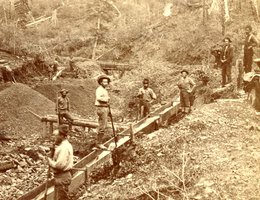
<box><xmin>244</xmin><ymin>25</ymin><xmax>259</xmax><ymax>73</ymax></box>
<box><xmin>47</xmin><ymin>124</ymin><xmax>73</xmax><ymax>200</ymax></box>
<box><xmin>220</xmin><ymin>37</ymin><xmax>234</xmax><ymax>87</ymax></box>
<box><xmin>137</xmin><ymin>78</ymin><xmax>157</xmax><ymax>118</ymax></box>
<box><xmin>95</xmin><ymin>74</ymin><xmax>111</xmax><ymax>149</ymax></box>
<box><xmin>177</xmin><ymin>69</ymin><xmax>196</xmax><ymax>114</ymax></box>
<box><xmin>56</xmin><ymin>89</ymin><xmax>74</xmax><ymax>130</ymax></box>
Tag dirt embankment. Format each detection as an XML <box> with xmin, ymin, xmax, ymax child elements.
<box><xmin>0</xmin><ymin>83</ymin><xmax>55</xmax><ymax>138</ymax></box>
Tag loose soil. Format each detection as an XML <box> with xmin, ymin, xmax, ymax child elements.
<box><xmin>76</xmin><ymin>98</ymin><xmax>260</xmax><ymax>200</ymax></box>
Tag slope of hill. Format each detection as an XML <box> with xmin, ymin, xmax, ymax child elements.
<box><xmin>77</xmin><ymin>99</ymin><xmax>260</xmax><ymax>200</ymax></box>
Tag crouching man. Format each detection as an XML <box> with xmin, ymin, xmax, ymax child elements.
<box><xmin>47</xmin><ymin>125</ymin><xmax>73</xmax><ymax>200</ymax></box>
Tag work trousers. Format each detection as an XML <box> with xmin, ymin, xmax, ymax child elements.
<box><xmin>140</xmin><ymin>100</ymin><xmax>151</xmax><ymax>118</ymax></box>
<box><xmin>244</xmin><ymin>51</ymin><xmax>253</xmax><ymax>73</ymax></box>
<box><xmin>54</xmin><ymin>171</ymin><xmax>72</xmax><ymax>200</ymax></box>
<box><xmin>96</xmin><ymin>106</ymin><xmax>109</xmax><ymax>144</ymax></box>
<box><xmin>221</xmin><ymin>62</ymin><xmax>232</xmax><ymax>86</ymax></box>
<box><xmin>58</xmin><ymin>111</ymin><xmax>73</xmax><ymax>130</ymax></box>
<box><xmin>58</xmin><ymin>112</ymin><xmax>73</xmax><ymax>123</ymax></box>
<box><xmin>180</xmin><ymin>89</ymin><xmax>191</xmax><ymax>113</ymax></box>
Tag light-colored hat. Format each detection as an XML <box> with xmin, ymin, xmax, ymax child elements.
<box><xmin>97</xmin><ymin>74</ymin><xmax>111</xmax><ymax>85</ymax></box>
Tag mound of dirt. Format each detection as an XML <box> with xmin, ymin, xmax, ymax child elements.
<box><xmin>33</xmin><ymin>79</ymin><xmax>98</xmax><ymax>119</ymax></box>
<box><xmin>0</xmin><ymin>83</ymin><xmax>55</xmax><ymax>137</ymax></box>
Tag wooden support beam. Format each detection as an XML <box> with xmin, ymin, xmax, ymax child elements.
<box><xmin>49</xmin><ymin>122</ymin><xmax>53</xmax><ymax>135</ymax></box>
<box><xmin>41</xmin><ymin>115</ymin><xmax>128</xmax><ymax>130</ymax></box>
<box><xmin>25</xmin><ymin>16</ymin><xmax>52</xmax><ymax>27</ymax></box>
<box><xmin>19</xmin><ymin>101</ymin><xmax>181</xmax><ymax>200</ymax></box>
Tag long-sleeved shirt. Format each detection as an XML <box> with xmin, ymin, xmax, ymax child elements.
<box><xmin>57</xmin><ymin>96</ymin><xmax>70</xmax><ymax>112</ymax></box>
<box><xmin>177</xmin><ymin>77</ymin><xmax>195</xmax><ymax>91</ymax></box>
<box><xmin>95</xmin><ymin>85</ymin><xmax>110</xmax><ymax>106</ymax></box>
<box><xmin>49</xmin><ymin>140</ymin><xmax>73</xmax><ymax>172</ymax></box>
<box><xmin>244</xmin><ymin>34</ymin><xmax>259</xmax><ymax>54</ymax></box>
<box><xmin>138</xmin><ymin>87</ymin><xmax>156</xmax><ymax>102</ymax></box>
<box><xmin>222</xmin><ymin>44</ymin><xmax>233</xmax><ymax>64</ymax></box>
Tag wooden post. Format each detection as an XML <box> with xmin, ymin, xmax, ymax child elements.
<box><xmin>236</xmin><ymin>59</ymin><xmax>244</xmax><ymax>90</ymax></box>
<box><xmin>130</xmin><ymin>124</ymin><xmax>135</xmax><ymax>143</ymax></box>
<box><xmin>85</xmin><ymin>168</ymin><xmax>90</xmax><ymax>186</ymax></box>
<box><xmin>49</xmin><ymin>122</ymin><xmax>54</xmax><ymax>135</ymax></box>
<box><xmin>44</xmin><ymin>122</ymin><xmax>48</xmax><ymax>136</ymax></box>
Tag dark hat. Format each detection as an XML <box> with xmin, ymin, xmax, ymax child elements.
<box><xmin>58</xmin><ymin>124</ymin><xmax>69</xmax><ymax>136</ymax></box>
<box><xmin>143</xmin><ymin>78</ymin><xmax>149</xmax><ymax>84</ymax></box>
<box><xmin>181</xmin><ymin>69</ymin><xmax>189</xmax><ymax>74</ymax></box>
<box><xmin>245</xmin><ymin>25</ymin><xmax>252</xmax><ymax>31</ymax></box>
<box><xmin>60</xmin><ymin>89</ymin><xmax>69</xmax><ymax>94</ymax></box>
<box><xmin>223</xmin><ymin>37</ymin><xmax>232</xmax><ymax>43</ymax></box>
<box><xmin>97</xmin><ymin>75</ymin><xmax>111</xmax><ymax>85</ymax></box>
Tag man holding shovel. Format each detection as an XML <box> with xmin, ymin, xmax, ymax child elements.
<box><xmin>47</xmin><ymin>125</ymin><xmax>73</xmax><ymax>200</ymax></box>
<box><xmin>95</xmin><ymin>74</ymin><xmax>112</xmax><ymax>150</ymax></box>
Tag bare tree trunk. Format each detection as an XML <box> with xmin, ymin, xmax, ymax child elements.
<box><xmin>224</xmin><ymin>0</ymin><xmax>230</xmax><ymax>22</ymax></box>
<box><xmin>221</xmin><ymin>0</ymin><xmax>225</xmax><ymax>36</ymax></box>
<box><xmin>203</xmin><ymin>0</ymin><xmax>206</xmax><ymax>24</ymax></box>
<box><xmin>92</xmin><ymin>17</ymin><xmax>101</xmax><ymax>60</ymax></box>
<box><xmin>250</xmin><ymin>0</ymin><xmax>259</xmax><ymax>21</ymax></box>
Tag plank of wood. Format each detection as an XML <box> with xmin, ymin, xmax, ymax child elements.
<box><xmin>19</xmin><ymin>102</ymin><xmax>181</xmax><ymax>200</ymax></box>
<box><xmin>25</xmin><ymin>16</ymin><xmax>52</xmax><ymax>27</ymax></box>
<box><xmin>41</xmin><ymin>115</ymin><xmax>128</xmax><ymax>129</ymax></box>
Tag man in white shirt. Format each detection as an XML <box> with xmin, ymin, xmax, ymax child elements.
<box><xmin>95</xmin><ymin>74</ymin><xmax>111</xmax><ymax>149</ymax></box>
<box><xmin>48</xmin><ymin>125</ymin><xmax>73</xmax><ymax>200</ymax></box>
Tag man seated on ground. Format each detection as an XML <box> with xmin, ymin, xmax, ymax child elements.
<box><xmin>177</xmin><ymin>69</ymin><xmax>196</xmax><ymax>114</ymax></box>
<box><xmin>56</xmin><ymin>89</ymin><xmax>74</xmax><ymax>130</ymax></box>
<box><xmin>137</xmin><ymin>78</ymin><xmax>157</xmax><ymax>118</ymax></box>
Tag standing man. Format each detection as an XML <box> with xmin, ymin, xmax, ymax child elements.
<box><xmin>47</xmin><ymin>124</ymin><xmax>73</xmax><ymax>200</ymax></box>
<box><xmin>137</xmin><ymin>78</ymin><xmax>157</xmax><ymax>118</ymax></box>
<box><xmin>221</xmin><ymin>37</ymin><xmax>234</xmax><ymax>87</ymax></box>
<box><xmin>56</xmin><ymin>89</ymin><xmax>74</xmax><ymax>130</ymax></box>
<box><xmin>95</xmin><ymin>74</ymin><xmax>111</xmax><ymax>149</ymax></box>
<box><xmin>244</xmin><ymin>25</ymin><xmax>259</xmax><ymax>73</ymax></box>
<box><xmin>177</xmin><ymin>70</ymin><xmax>196</xmax><ymax>114</ymax></box>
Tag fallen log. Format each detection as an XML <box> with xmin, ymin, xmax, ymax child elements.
<box><xmin>18</xmin><ymin>100</ymin><xmax>180</xmax><ymax>200</ymax></box>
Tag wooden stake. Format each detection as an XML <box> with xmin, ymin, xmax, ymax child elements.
<box><xmin>130</xmin><ymin>123</ymin><xmax>135</xmax><ymax>143</ymax></box>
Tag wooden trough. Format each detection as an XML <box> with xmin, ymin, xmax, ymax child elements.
<box><xmin>18</xmin><ymin>101</ymin><xmax>180</xmax><ymax>200</ymax></box>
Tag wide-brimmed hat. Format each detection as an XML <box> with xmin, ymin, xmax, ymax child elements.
<box><xmin>223</xmin><ymin>37</ymin><xmax>232</xmax><ymax>43</ymax></box>
<box><xmin>58</xmin><ymin>124</ymin><xmax>69</xmax><ymax>136</ymax></box>
<box><xmin>60</xmin><ymin>89</ymin><xmax>69</xmax><ymax>94</ymax></box>
<box><xmin>97</xmin><ymin>75</ymin><xmax>111</xmax><ymax>85</ymax></box>
<box><xmin>181</xmin><ymin>69</ymin><xmax>189</xmax><ymax>74</ymax></box>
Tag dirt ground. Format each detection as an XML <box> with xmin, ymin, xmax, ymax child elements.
<box><xmin>76</xmin><ymin>98</ymin><xmax>260</xmax><ymax>200</ymax></box>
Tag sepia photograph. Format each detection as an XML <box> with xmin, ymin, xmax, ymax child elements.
<box><xmin>0</xmin><ymin>0</ymin><xmax>259</xmax><ymax>199</ymax></box>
